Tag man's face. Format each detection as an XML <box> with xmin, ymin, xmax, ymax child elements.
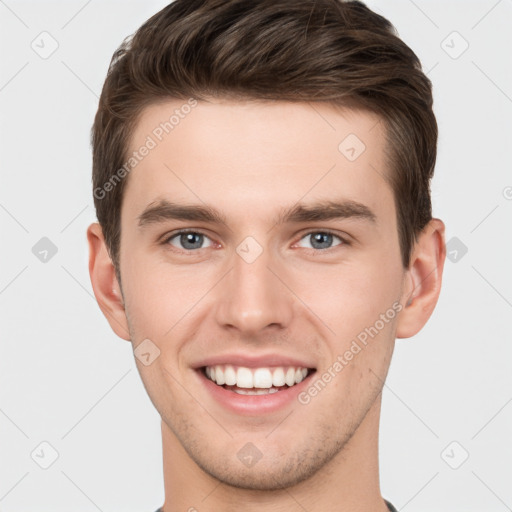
<box><xmin>118</xmin><ymin>99</ymin><xmax>406</xmax><ymax>489</ymax></box>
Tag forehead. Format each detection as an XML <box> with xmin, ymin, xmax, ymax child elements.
<box><xmin>122</xmin><ymin>98</ymin><xmax>392</xmax><ymax>223</ymax></box>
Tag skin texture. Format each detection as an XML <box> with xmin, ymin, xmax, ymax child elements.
<box><xmin>87</xmin><ymin>99</ymin><xmax>446</xmax><ymax>512</ymax></box>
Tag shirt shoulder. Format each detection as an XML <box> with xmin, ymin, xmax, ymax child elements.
<box><xmin>155</xmin><ymin>502</ymin><xmax>396</xmax><ymax>511</ymax></box>
<box><xmin>385</xmin><ymin>499</ymin><xmax>398</xmax><ymax>512</ymax></box>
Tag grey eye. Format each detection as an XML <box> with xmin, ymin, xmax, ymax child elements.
<box><xmin>297</xmin><ymin>232</ymin><xmax>343</xmax><ymax>250</ymax></box>
<box><xmin>168</xmin><ymin>232</ymin><xmax>213</xmax><ymax>250</ymax></box>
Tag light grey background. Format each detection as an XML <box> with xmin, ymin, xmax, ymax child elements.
<box><xmin>1</xmin><ymin>1</ymin><xmax>511</xmax><ymax>510</ymax></box>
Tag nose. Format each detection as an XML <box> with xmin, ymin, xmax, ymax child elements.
<box><xmin>214</xmin><ymin>243</ymin><xmax>294</xmax><ymax>336</ymax></box>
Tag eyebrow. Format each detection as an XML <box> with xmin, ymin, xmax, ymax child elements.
<box><xmin>137</xmin><ymin>198</ymin><xmax>376</xmax><ymax>228</ymax></box>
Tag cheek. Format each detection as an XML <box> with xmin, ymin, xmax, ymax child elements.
<box><xmin>121</xmin><ymin>250</ymin><xmax>211</xmax><ymax>336</ymax></box>
<box><xmin>308</xmin><ymin>263</ymin><xmax>400</xmax><ymax>406</ymax></box>
<box><xmin>294</xmin><ymin>258</ymin><xmax>402</xmax><ymax>337</ymax></box>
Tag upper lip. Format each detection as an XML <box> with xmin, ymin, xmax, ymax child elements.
<box><xmin>193</xmin><ymin>352</ymin><xmax>316</xmax><ymax>370</ymax></box>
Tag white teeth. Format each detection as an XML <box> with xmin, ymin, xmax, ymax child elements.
<box><xmin>285</xmin><ymin>367</ymin><xmax>296</xmax><ymax>386</ymax></box>
<box><xmin>236</xmin><ymin>367</ymin><xmax>254</xmax><ymax>388</ymax></box>
<box><xmin>253</xmin><ymin>368</ymin><xmax>273</xmax><ymax>388</ymax></box>
<box><xmin>224</xmin><ymin>365</ymin><xmax>237</xmax><ymax>386</ymax></box>
<box><xmin>205</xmin><ymin>364</ymin><xmax>311</xmax><ymax>389</ymax></box>
<box><xmin>272</xmin><ymin>367</ymin><xmax>286</xmax><ymax>387</ymax></box>
<box><xmin>232</xmin><ymin>387</ymin><xmax>280</xmax><ymax>395</ymax></box>
<box><xmin>214</xmin><ymin>365</ymin><xmax>224</xmax><ymax>385</ymax></box>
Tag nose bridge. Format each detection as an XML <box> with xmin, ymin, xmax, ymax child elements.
<box><xmin>214</xmin><ymin>238</ymin><xmax>293</xmax><ymax>334</ymax></box>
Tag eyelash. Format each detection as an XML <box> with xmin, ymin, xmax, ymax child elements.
<box><xmin>160</xmin><ymin>228</ymin><xmax>351</xmax><ymax>253</ymax></box>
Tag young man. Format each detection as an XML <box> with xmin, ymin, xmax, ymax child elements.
<box><xmin>87</xmin><ymin>1</ymin><xmax>445</xmax><ymax>510</ymax></box>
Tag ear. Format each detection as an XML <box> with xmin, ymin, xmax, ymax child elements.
<box><xmin>86</xmin><ymin>222</ymin><xmax>131</xmax><ymax>341</ymax></box>
<box><xmin>396</xmin><ymin>218</ymin><xmax>446</xmax><ymax>338</ymax></box>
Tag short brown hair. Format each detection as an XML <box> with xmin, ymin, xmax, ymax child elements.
<box><xmin>92</xmin><ymin>0</ymin><xmax>437</xmax><ymax>276</ymax></box>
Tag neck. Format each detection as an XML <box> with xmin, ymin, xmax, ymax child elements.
<box><xmin>159</xmin><ymin>393</ymin><xmax>389</xmax><ymax>512</ymax></box>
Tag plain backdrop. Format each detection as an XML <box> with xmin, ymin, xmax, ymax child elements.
<box><xmin>1</xmin><ymin>1</ymin><xmax>511</xmax><ymax>511</ymax></box>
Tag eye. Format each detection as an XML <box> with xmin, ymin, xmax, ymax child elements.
<box><xmin>164</xmin><ymin>230</ymin><xmax>214</xmax><ymax>251</ymax></box>
<box><xmin>162</xmin><ymin>229</ymin><xmax>347</xmax><ymax>252</ymax></box>
<box><xmin>296</xmin><ymin>231</ymin><xmax>346</xmax><ymax>250</ymax></box>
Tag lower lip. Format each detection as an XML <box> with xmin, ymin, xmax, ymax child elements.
<box><xmin>196</xmin><ymin>368</ymin><xmax>316</xmax><ymax>416</ymax></box>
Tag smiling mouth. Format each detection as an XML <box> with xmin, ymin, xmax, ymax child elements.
<box><xmin>201</xmin><ymin>364</ymin><xmax>316</xmax><ymax>395</ymax></box>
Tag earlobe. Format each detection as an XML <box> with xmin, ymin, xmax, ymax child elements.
<box><xmin>396</xmin><ymin>218</ymin><xmax>446</xmax><ymax>339</ymax></box>
<box><xmin>86</xmin><ymin>222</ymin><xmax>131</xmax><ymax>341</ymax></box>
